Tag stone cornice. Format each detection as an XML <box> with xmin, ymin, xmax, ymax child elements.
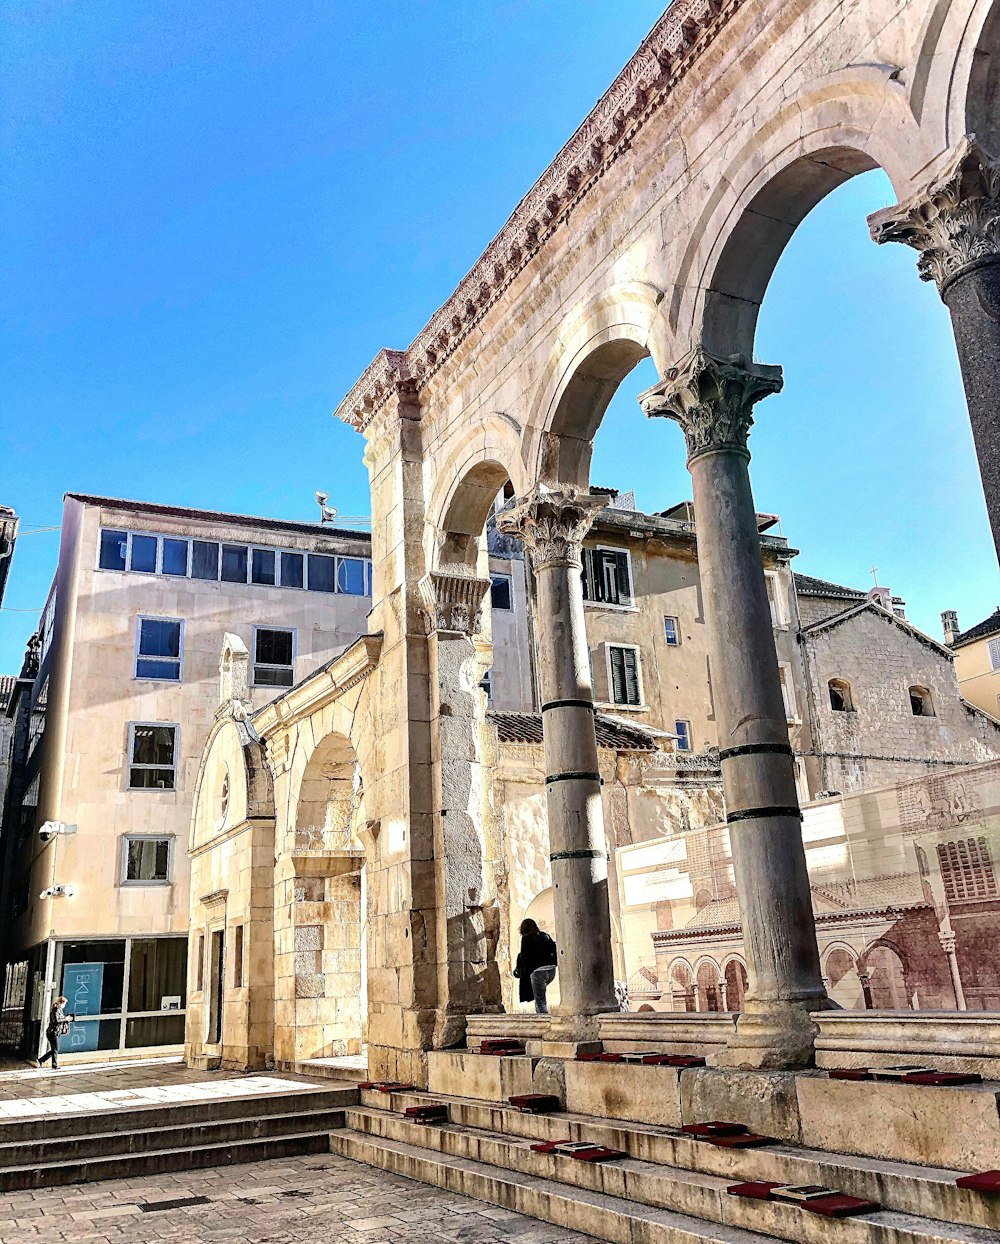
<box><xmin>334</xmin><ymin>0</ymin><xmax>739</xmax><ymax>433</ymax></box>
<box><xmin>419</xmin><ymin>571</ymin><xmax>491</xmax><ymax>635</ymax></box>
<box><xmin>253</xmin><ymin>633</ymin><xmax>383</xmax><ymax>742</ymax></box>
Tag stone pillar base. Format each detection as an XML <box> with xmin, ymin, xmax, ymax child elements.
<box><xmin>545</xmin><ymin>1010</ymin><xmax>610</xmax><ymax>1045</ymax></box>
<box><xmin>708</xmin><ymin>999</ymin><xmax>830</xmax><ymax>1071</ymax></box>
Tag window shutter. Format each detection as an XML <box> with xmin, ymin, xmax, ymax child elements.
<box><xmin>610</xmin><ymin>646</ymin><xmax>626</xmax><ymax>703</ymax></box>
<box><xmin>990</xmin><ymin>637</ymin><xmax>1000</xmax><ymax>670</ymax></box>
<box><xmin>623</xmin><ymin>647</ymin><xmax>640</xmax><ymax>704</ymax></box>
<box><xmin>581</xmin><ymin>548</ymin><xmax>595</xmax><ymax>601</ymax></box>
<box><xmin>614</xmin><ymin>551</ymin><xmax>632</xmax><ymax>604</ymax></box>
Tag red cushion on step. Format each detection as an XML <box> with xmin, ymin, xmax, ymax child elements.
<box><xmin>956</xmin><ymin>1171</ymin><xmax>1000</xmax><ymax>1194</ymax></box>
<box><xmin>598</xmin><ymin>1053</ymin><xmax>624</xmax><ymax>1062</ymax></box>
<box><xmin>530</xmin><ymin>1138</ymin><xmax>573</xmax><ymax>1154</ymax></box>
<box><xmin>568</xmin><ymin>1146</ymin><xmax>624</xmax><ymax>1163</ymax></box>
<box><xmin>900</xmin><ymin>1072</ymin><xmax>983</xmax><ymax>1086</ymax></box>
<box><xmin>508</xmin><ymin>1094</ymin><xmax>560</xmax><ymax>1112</ymax></box>
<box><xmin>403</xmin><ymin>1104</ymin><xmax>448</xmax><ymax>1120</ymax></box>
<box><xmin>828</xmin><ymin>1069</ymin><xmax>872</xmax><ymax>1080</ymax></box>
<box><xmin>727</xmin><ymin>1182</ymin><xmax>782</xmax><ymax>1200</ymax></box>
<box><xmin>708</xmin><ymin>1132</ymin><xmax>774</xmax><ymax>1149</ymax></box>
<box><xmin>665</xmin><ymin>1055</ymin><xmax>707</xmax><ymax>1067</ymax></box>
<box><xmin>682</xmin><ymin>1121</ymin><xmax>748</xmax><ymax>1137</ymax></box>
<box><xmin>575</xmin><ymin>1052</ymin><xmax>602</xmax><ymax>1061</ymax></box>
<box><xmin>802</xmin><ymin>1195</ymin><xmax>880</xmax><ymax>1217</ymax></box>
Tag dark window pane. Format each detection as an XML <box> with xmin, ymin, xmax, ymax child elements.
<box><xmin>125</xmin><ymin>1014</ymin><xmax>185</xmax><ymax>1047</ymax></box>
<box><xmin>251</xmin><ymin>548</ymin><xmax>276</xmax><ymax>585</ymax></box>
<box><xmin>280</xmin><ymin>551</ymin><xmax>304</xmax><ymax>588</ymax></box>
<box><xmin>337</xmin><ymin>557</ymin><xmax>367</xmax><ymax>595</ymax></box>
<box><xmin>191</xmin><ymin>541</ymin><xmax>219</xmax><ymax>580</ymax></box>
<box><xmin>129</xmin><ymin>535</ymin><xmax>157</xmax><ymax>573</ymax></box>
<box><xmin>308</xmin><ymin>554</ymin><xmax>335</xmax><ymax>593</ymax></box>
<box><xmin>129</xmin><ymin>766</ymin><xmax>175</xmax><ymax>790</ymax></box>
<box><xmin>138</xmin><ymin>620</ymin><xmax>180</xmax><ymax>659</ymax></box>
<box><xmin>136</xmin><ymin>659</ymin><xmax>179</xmax><ymax>681</ymax></box>
<box><xmin>161</xmin><ymin>539</ymin><xmax>188</xmax><ymax>576</ymax></box>
<box><xmin>99</xmin><ymin>530</ymin><xmax>127</xmax><ymax>571</ymax></box>
<box><xmin>221</xmin><ymin>545</ymin><xmax>248</xmax><ymax>583</ymax></box>
<box><xmin>253</xmin><ymin>665</ymin><xmax>294</xmax><ymax>687</ymax></box>
<box><xmin>128</xmin><ymin>937</ymin><xmax>186</xmax><ymax>1011</ymax></box>
<box><xmin>490</xmin><ymin>574</ymin><xmax>512</xmax><ymax>611</ymax></box>
<box><xmin>131</xmin><ymin>725</ymin><xmax>175</xmax><ymax>767</ymax></box>
<box><xmin>126</xmin><ymin>838</ymin><xmax>170</xmax><ymax>881</ymax></box>
<box><xmin>256</xmin><ymin>629</ymin><xmax>292</xmax><ymax>666</ymax></box>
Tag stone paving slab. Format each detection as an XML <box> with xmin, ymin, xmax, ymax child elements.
<box><xmin>0</xmin><ymin>1151</ymin><xmax>602</xmax><ymax>1243</ymax></box>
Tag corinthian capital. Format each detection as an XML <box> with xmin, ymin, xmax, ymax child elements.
<box><xmin>868</xmin><ymin>137</ymin><xmax>1000</xmax><ymax>293</ymax></box>
<box><xmin>495</xmin><ymin>485</ymin><xmax>607</xmax><ymax>570</ymax></box>
<box><xmin>639</xmin><ymin>346</ymin><xmax>783</xmax><ymax>462</ymax></box>
<box><xmin>420</xmin><ymin>571</ymin><xmax>491</xmax><ymax>635</ymax></box>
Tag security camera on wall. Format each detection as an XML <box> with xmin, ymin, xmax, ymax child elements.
<box><xmin>39</xmin><ymin>821</ymin><xmax>77</xmax><ymax>842</ymax></box>
<box><xmin>40</xmin><ymin>884</ymin><xmax>74</xmax><ymax>899</ymax></box>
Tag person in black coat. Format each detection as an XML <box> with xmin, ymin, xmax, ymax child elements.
<box><xmin>513</xmin><ymin>918</ymin><xmax>557</xmax><ymax>1014</ymax></box>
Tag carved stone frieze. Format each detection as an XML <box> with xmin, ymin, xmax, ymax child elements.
<box><xmin>869</xmin><ymin>137</ymin><xmax>1000</xmax><ymax>293</ymax></box>
<box><xmin>420</xmin><ymin>571</ymin><xmax>491</xmax><ymax>635</ymax></box>
<box><xmin>334</xmin><ymin>0</ymin><xmax>741</xmax><ymax>432</ymax></box>
<box><xmin>640</xmin><ymin>345</ymin><xmax>783</xmax><ymax>462</ymax></box>
<box><xmin>495</xmin><ymin>486</ymin><xmax>607</xmax><ymax>570</ymax></box>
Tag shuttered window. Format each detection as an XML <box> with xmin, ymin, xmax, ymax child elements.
<box><xmin>582</xmin><ymin>547</ymin><xmax>632</xmax><ymax>606</ymax></box>
<box><xmin>989</xmin><ymin>637</ymin><xmax>1000</xmax><ymax>671</ymax></box>
<box><xmin>608</xmin><ymin>645</ymin><xmax>642</xmax><ymax>706</ymax></box>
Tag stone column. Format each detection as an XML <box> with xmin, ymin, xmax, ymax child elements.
<box><xmin>869</xmin><ymin>138</ymin><xmax>1000</xmax><ymax>557</ymax></box>
<box><xmin>938</xmin><ymin>925</ymin><xmax>968</xmax><ymax>1011</ymax></box>
<box><xmin>496</xmin><ymin>487</ymin><xmax>617</xmax><ymax>1034</ymax></box>
<box><xmin>641</xmin><ymin>347</ymin><xmax>829</xmax><ymax>1069</ymax></box>
<box><xmin>420</xmin><ymin>570</ymin><xmax>500</xmax><ymax>1045</ymax></box>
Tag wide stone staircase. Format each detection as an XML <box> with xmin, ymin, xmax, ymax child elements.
<box><xmin>0</xmin><ymin>1080</ymin><xmax>356</xmax><ymax>1191</ymax></box>
<box><xmin>328</xmin><ymin>1050</ymin><xmax>1000</xmax><ymax>1244</ymax></box>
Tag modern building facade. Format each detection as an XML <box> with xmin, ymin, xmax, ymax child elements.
<box><xmin>0</xmin><ymin>493</ymin><xmax>372</xmax><ymax>1060</ymax></box>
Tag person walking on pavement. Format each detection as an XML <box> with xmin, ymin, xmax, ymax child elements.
<box><xmin>33</xmin><ymin>996</ymin><xmax>74</xmax><ymax>1069</ymax></box>
<box><xmin>514</xmin><ymin>918</ymin><xmax>558</xmax><ymax>1014</ymax></box>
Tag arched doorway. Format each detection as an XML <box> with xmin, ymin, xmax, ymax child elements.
<box><xmin>862</xmin><ymin>944</ymin><xmax>911</xmax><ymax>1011</ymax></box>
<box><xmin>824</xmin><ymin>946</ymin><xmax>865</xmax><ymax>1010</ymax></box>
<box><xmin>695</xmin><ymin>959</ymin><xmax>723</xmax><ymax>1012</ymax></box>
<box><xmin>723</xmin><ymin>958</ymin><xmax>748</xmax><ymax>1012</ymax></box>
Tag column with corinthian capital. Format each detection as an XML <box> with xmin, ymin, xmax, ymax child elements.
<box><xmin>496</xmin><ymin>487</ymin><xmax>617</xmax><ymax>1032</ymax></box>
<box><xmin>641</xmin><ymin>347</ymin><xmax>829</xmax><ymax>1069</ymax></box>
<box><xmin>870</xmin><ymin>138</ymin><xmax>1000</xmax><ymax>558</ymax></box>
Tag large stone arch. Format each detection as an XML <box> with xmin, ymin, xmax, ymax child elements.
<box><xmin>677</xmin><ymin>74</ymin><xmax>929</xmax><ymax>356</ymax></box>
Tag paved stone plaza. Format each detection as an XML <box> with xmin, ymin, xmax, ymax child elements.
<box><xmin>0</xmin><ymin>1152</ymin><xmax>597</xmax><ymax>1244</ymax></box>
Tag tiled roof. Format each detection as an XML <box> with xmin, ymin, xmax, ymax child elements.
<box><xmin>952</xmin><ymin>608</ymin><xmax>1000</xmax><ymax>649</ymax></box>
<box><xmin>795</xmin><ymin>572</ymin><xmax>904</xmax><ymax>607</ymax></box>
<box><xmin>0</xmin><ymin>675</ymin><xmax>16</xmax><ymax>712</ymax></box>
<box><xmin>489</xmin><ymin>710</ymin><xmax>657</xmax><ymax>751</ymax></box>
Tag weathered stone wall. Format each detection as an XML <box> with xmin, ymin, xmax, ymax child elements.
<box><xmin>803</xmin><ymin>606</ymin><xmax>1000</xmax><ymax>793</ymax></box>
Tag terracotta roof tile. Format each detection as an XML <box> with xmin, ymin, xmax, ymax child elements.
<box><xmin>489</xmin><ymin>709</ymin><xmax>657</xmax><ymax>751</ymax></box>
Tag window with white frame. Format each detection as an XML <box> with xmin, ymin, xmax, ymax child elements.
<box><xmin>663</xmin><ymin>615</ymin><xmax>680</xmax><ymax>646</ymax></box>
<box><xmin>280</xmin><ymin>550</ymin><xmax>304</xmax><ymax>588</ymax></box>
<box><xmin>253</xmin><ymin>627</ymin><xmax>295</xmax><ymax>687</ymax></box>
<box><xmin>127</xmin><ymin>723</ymin><xmax>178</xmax><ymax>790</ymax></box>
<box><xmin>990</xmin><ymin>637</ymin><xmax>1000</xmax><ymax>671</ymax></box>
<box><xmin>251</xmin><ymin>547</ymin><xmax>276</xmax><ymax>586</ymax></box>
<box><xmin>765</xmin><ymin>572</ymin><xmax>786</xmax><ymax>627</ymax></box>
<box><xmin>674</xmin><ymin>720</ymin><xmax>692</xmax><ymax>752</ymax></box>
<box><xmin>122</xmin><ymin>835</ymin><xmax>172</xmax><ymax>884</ymax></box>
<box><xmin>135</xmin><ymin>617</ymin><xmax>183</xmax><ymax>681</ymax></box>
<box><xmin>128</xmin><ymin>533</ymin><xmax>158</xmax><ymax>574</ymax></box>
<box><xmin>161</xmin><ymin>538</ymin><xmax>189</xmax><ymax>577</ymax></box>
<box><xmin>778</xmin><ymin>664</ymin><xmax>796</xmax><ymax>722</ymax></box>
<box><xmin>490</xmin><ymin>573</ymin><xmax>513</xmax><ymax>611</ymax></box>
<box><xmin>99</xmin><ymin>529</ymin><xmax>128</xmax><ymax>571</ymax></box>
<box><xmin>582</xmin><ymin>546</ymin><xmax>633</xmax><ymax>607</ymax></box>
<box><xmin>608</xmin><ymin>644</ymin><xmax>642</xmax><ymax>706</ymax></box>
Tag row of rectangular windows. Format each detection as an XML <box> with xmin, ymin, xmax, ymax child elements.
<box><xmin>98</xmin><ymin>528</ymin><xmax>372</xmax><ymax>596</ymax></box>
<box><xmin>135</xmin><ymin>618</ymin><xmax>294</xmax><ymax>687</ymax></box>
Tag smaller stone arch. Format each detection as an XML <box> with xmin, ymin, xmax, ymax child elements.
<box><xmin>828</xmin><ymin>678</ymin><xmax>855</xmax><ymax>713</ymax></box>
<box><xmin>909</xmin><ymin>684</ymin><xmax>936</xmax><ymax>717</ymax></box>
<box><xmin>667</xmin><ymin>957</ymin><xmax>696</xmax><ymax>1013</ymax></box>
<box><xmin>859</xmin><ymin>940</ymin><xmax>911</xmax><ymax>1011</ymax></box>
<box><xmin>823</xmin><ymin>943</ymin><xmax>865</xmax><ymax>1010</ymax></box>
<box><xmin>722</xmin><ymin>956</ymin><xmax>749</xmax><ymax>1013</ymax></box>
<box><xmin>693</xmin><ymin>957</ymin><xmax>723</xmax><ymax>1013</ymax></box>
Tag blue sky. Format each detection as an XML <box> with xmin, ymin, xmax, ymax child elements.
<box><xmin>2</xmin><ymin>1</ymin><xmax>997</xmax><ymax>671</ymax></box>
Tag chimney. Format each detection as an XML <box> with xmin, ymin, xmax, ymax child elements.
<box><xmin>866</xmin><ymin>585</ymin><xmax>891</xmax><ymax>611</ymax></box>
<box><xmin>942</xmin><ymin>609</ymin><xmax>960</xmax><ymax>645</ymax></box>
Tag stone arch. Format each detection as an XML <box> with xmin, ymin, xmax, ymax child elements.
<box><xmin>859</xmin><ymin>940</ymin><xmax>911</xmax><ymax>1010</ymax></box>
<box><xmin>674</xmin><ymin>76</ymin><xmax>927</xmax><ymax>357</ymax></box>
<box><xmin>823</xmin><ymin>943</ymin><xmax>865</xmax><ymax>1010</ymax></box>
<box><xmin>524</xmin><ymin>282</ymin><xmax>670</xmax><ymax>489</ymax></box>
<box><xmin>667</xmin><ymin>957</ymin><xmax>695</xmax><ymax>1013</ymax></box>
<box><xmin>694</xmin><ymin>957</ymin><xmax>723</xmax><ymax>1013</ymax></box>
<box><xmin>964</xmin><ymin>0</ymin><xmax>1000</xmax><ymax>147</ymax></box>
<box><xmin>722</xmin><ymin>956</ymin><xmax>749</xmax><ymax>1013</ymax></box>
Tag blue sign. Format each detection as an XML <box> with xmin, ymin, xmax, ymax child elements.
<box><xmin>62</xmin><ymin>962</ymin><xmax>103</xmax><ymax>1053</ymax></box>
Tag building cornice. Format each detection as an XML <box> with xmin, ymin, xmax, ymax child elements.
<box><xmin>253</xmin><ymin>633</ymin><xmax>383</xmax><ymax>737</ymax></box>
<box><xmin>334</xmin><ymin>0</ymin><xmax>739</xmax><ymax>432</ymax></box>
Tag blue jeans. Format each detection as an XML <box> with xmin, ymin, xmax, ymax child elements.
<box><xmin>530</xmin><ymin>966</ymin><xmax>556</xmax><ymax>1014</ymax></box>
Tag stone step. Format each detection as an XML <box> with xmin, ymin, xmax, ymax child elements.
<box><xmin>0</xmin><ymin>1129</ymin><xmax>332</xmax><ymax>1192</ymax></box>
<box><xmin>345</xmin><ymin>1107</ymin><xmax>997</xmax><ymax>1244</ymax></box>
<box><xmin>330</xmin><ymin>1125</ymin><xmax>775</xmax><ymax>1244</ymax></box>
<box><xmin>356</xmin><ymin>1088</ymin><xmax>999</xmax><ymax>1232</ymax></box>
<box><xmin>0</xmin><ymin>1083</ymin><xmax>357</xmax><ymax>1143</ymax></box>
<box><xmin>0</xmin><ymin>1106</ymin><xmax>348</xmax><ymax>1168</ymax></box>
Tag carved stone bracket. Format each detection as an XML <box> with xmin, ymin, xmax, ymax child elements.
<box><xmin>421</xmin><ymin>571</ymin><xmax>491</xmax><ymax>635</ymax></box>
<box><xmin>869</xmin><ymin>137</ymin><xmax>1000</xmax><ymax>293</ymax></box>
<box><xmin>639</xmin><ymin>345</ymin><xmax>783</xmax><ymax>462</ymax></box>
<box><xmin>494</xmin><ymin>486</ymin><xmax>608</xmax><ymax>570</ymax></box>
